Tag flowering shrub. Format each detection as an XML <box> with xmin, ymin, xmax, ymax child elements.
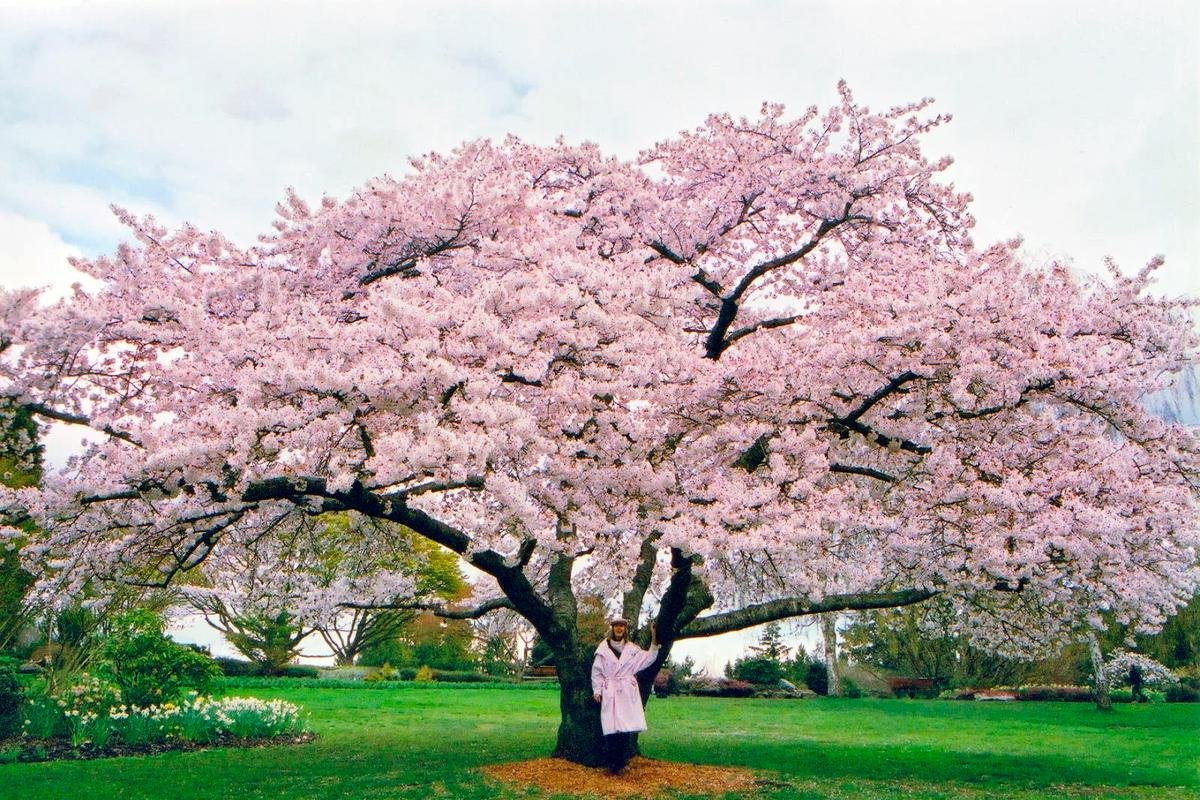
<box><xmin>1102</xmin><ymin>652</ymin><xmax>1179</xmax><ymax>688</ymax></box>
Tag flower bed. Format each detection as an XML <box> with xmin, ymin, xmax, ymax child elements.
<box><xmin>2</xmin><ymin>690</ymin><xmax>312</xmax><ymax>763</ymax></box>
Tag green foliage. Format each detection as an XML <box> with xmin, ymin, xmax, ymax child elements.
<box><xmin>751</xmin><ymin>622</ymin><xmax>790</xmax><ymax>661</ymax></box>
<box><xmin>1130</xmin><ymin>592</ymin><xmax>1200</xmax><ymax>669</ymax></box>
<box><xmin>477</xmin><ymin>632</ymin><xmax>518</xmax><ymax>676</ymax></box>
<box><xmin>0</xmin><ymin>663</ymin><xmax>22</xmax><ymax>736</ymax></box>
<box><xmin>214</xmin><ymin>656</ymin><xmax>263</xmax><ymax>676</ymax></box>
<box><xmin>214</xmin><ymin>674</ymin><xmax>541</xmax><ymax>691</ymax></box>
<box><xmin>100</xmin><ymin>609</ymin><xmax>220</xmax><ymax>706</ymax></box>
<box><xmin>842</xmin><ymin>599</ymin><xmax>1039</xmax><ymax>689</ymax></box>
<box><xmin>223</xmin><ymin>610</ymin><xmax>308</xmax><ymax>675</ymax></box>
<box><xmin>841</xmin><ymin>677</ymin><xmax>863</xmax><ymax>699</ymax></box>
<box><xmin>278</xmin><ymin>664</ymin><xmax>320</xmax><ymax>679</ymax></box>
<box><xmin>414</xmin><ymin>665</ymin><xmax>435</xmax><ymax>683</ymax></box>
<box><xmin>364</xmin><ymin>663</ymin><xmax>399</xmax><ymax>682</ymax></box>
<box><xmin>357</xmin><ymin>637</ymin><xmax>408</xmax><ymax>668</ymax></box>
<box><xmin>728</xmin><ymin>655</ymin><xmax>785</xmax><ymax>686</ymax></box>
<box><xmin>359</xmin><ymin>613</ymin><xmax>476</xmax><ymax>671</ymax></box>
<box><xmin>803</xmin><ymin>661</ymin><xmax>828</xmax><ymax>695</ymax></box>
<box><xmin>20</xmin><ymin>695</ymin><xmax>66</xmax><ymax>739</ymax></box>
<box><xmin>0</xmin><ymin>401</ymin><xmax>41</xmax><ymax>654</ymax></box>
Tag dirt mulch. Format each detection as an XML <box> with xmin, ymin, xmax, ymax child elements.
<box><xmin>0</xmin><ymin>732</ymin><xmax>317</xmax><ymax>763</ymax></box>
<box><xmin>481</xmin><ymin>756</ymin><xmax>767</xmax><ymax>798</ymax></box>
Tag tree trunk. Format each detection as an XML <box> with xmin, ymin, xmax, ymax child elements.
<box><xmin>821</xmin><ymin>613</ymin><xmax>841</xmax><ymax>697</ymax></box>
<box><xmin>552</xmin><ymin>654</ymin><xmax>606</xmax><ymax>766</ymax></box>
<box><xmin>1087</xmin><ymin>631</ymin><xmax>1111</xmax><ymax>711</ymax></box>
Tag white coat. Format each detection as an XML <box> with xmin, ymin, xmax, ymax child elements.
<box><xmin>591</xmin><ymin>638</ymin><xmax>660</xmax><ymax>735</ymax></box>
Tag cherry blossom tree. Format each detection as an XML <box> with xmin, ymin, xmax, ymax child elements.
<box><xmin>182</xmin><ymin>512</ymin><xmax>445</xmax><ymax>670</ymax></box>
<box><xmin>1</xmin><ymin>84</ymin><xmax>1197</xmax><ymax>763</ymax></box>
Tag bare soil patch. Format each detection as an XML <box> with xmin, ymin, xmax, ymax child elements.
<box><xmin>481</xmin><ymin>756</ymin><xmax>764</xmax><ymax>798</ymax></box>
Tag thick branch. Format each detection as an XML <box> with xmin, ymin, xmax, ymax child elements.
<box><xmin>829</xmin><ymin>463</ymin><xmax>898</xmax><ymax>483</ymax></box>
<box><xmin>722</xmin><ymin>315</ymin><xmax>802</xmax><ymax>350</ymax></box>
<box><xmin>843</xmin><ymin>370</ymin><xmax>923</xmax><ymax>424</ymax></box>
<box><xmin>621</xmin><ymin>533</ymin><xmax>662</xmax><ymax>622</ymax></box>
<box><xmin>359</xmin><ymin>232</ymin><xmax>471</xmax><ymax>286</ymax></box>
<box><xmin>338</xmin><ymin>596</ymin><xmax>514</xmax><ymax>619</ymax></box>
<box><xmin>706</xmin><ymin>213</ymin><xmax>855</xmax><ymax>359</ymax></box>
<box><xmin>27</xmin><ymin>402</ymin><xmax>143</xmax><ymax>447</ymax></box>
<box><xmin>676</xmin><ymin>588</ymin><xmax>938</xmax><ymax>639</ymax></box>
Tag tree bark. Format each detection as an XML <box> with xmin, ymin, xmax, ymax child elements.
<box><xmin>551</xmin><ymin>651</ymin><xmax>606</xmax><ymax>766</ymax></box>
<box><xmin>1087</xmin><ymin>631</ymin><xmax>1111</xmax><ymax>711</ymax></box>
<box><xmin>821</xmin><ymin>612</ymin><xmax>841</xmax><ymax>697</ymax></box>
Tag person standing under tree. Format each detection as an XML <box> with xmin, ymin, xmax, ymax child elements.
<box><xmin>591</xmin><ymin>617</ymin><xmax>659</xmax><ymax>773</ymax></box>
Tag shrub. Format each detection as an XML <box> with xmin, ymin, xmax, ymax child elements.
<box><xmin>364</xmin><ymin>663</ymin><xmax>399</xmax><ymax>682</ymax></box>
<box><xmin>730</xmin><ymin>656</ymin><xmax>785</xmax><ymax>687</ymax></box>
<box><xmin>358</xmin><ymin>638</ymin><xmax>409</xmax><ymax>668</ymax></box>
<box><xmin>0</xmin><ymin>664</ymin><xmax>22</xmax><ymax>737</ymax></box>
<box><xmin>414</xmin><ymin>665</ymin><xmax>435</xmax><ymax>683</ymax></box>
<box><xmin>278</xmin><ymin>664</ymin><xmax>320</xmax><ymax>679</ymax></box>
<box><xmin>717</xmin><ymin>679</ymin><xmax>756</xmax><ymax>698</ymax></box>
<box><xmin>805</xmin><ymin>662</ymin><xmax>828</xmax><ymax>695</ymax></box>
<box><xmin>841</xmin><ymin>678</ymin><xmax>863</xmax><ymax>699</ymax></box>
<box><xmin>1016</xmin><ymin>685</ymin><xmax>1093</xmax><ymax>702</ymax></box>
<box><xmin>101</xmin><ymin>610</ymin><xmax>221</xmax><ymax>706</ymax></box>
<box><xmin>430</xmin><ymin>670</ymin><xmax>491</xmax><ymax>683</ymax></box>
<box><xmin>215</xmin><ymin>656</ymin><xmax>262</xmax><ymax>677</ymax></box>
<box><xmin>1165</xmin><ymin>683</ymin><xmax>1200</xmax><ymax>702</ymax></box>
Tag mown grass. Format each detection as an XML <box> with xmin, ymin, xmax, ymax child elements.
<box><xmin>1</xmin><ymin>683</ymin><xmax>1196</xmax><ymax>799</ymax></box>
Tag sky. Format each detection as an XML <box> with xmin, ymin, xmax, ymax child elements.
<box><xmin>1</xmin><ymin>0</ymin><xmax>1197</xmax><ymax>672</ymax></box>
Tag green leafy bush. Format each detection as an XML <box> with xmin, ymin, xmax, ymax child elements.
<box><xmin>729</xmin><ymin>656</ymin><xmax>785</xmax><ymax>687</ymax></box>
<box><xmin>278</xmin><ymin>664</ymin><xmax>320</xmax><ymax>679</ymax></box>
<box><xmin>101</xmin><ymin>609</ymin><xmax>221</xmax><ymax>706</ymax></box>
<box><xmin>214</xmin><ymin>656</ymin><xmax>262</xmax><ymax>676</ymax></box>
<box><xmin>364</xmin><ymin>663</ymin><xmax>398</xmax><ymax>682</ymax></box>
<box><xmin>805</xmin><ymin>662</ymin><xmax>828</xmax><ymax>695</ymax></box>
<box><xmin>0</xmin><ymin>664</ymin><xmax>22</xmax><ymax>736</ymax></box>
<box><xmin>841</xmin><ymin>678</ymin><xmax>864</xmax><ymax>698</ymax></box>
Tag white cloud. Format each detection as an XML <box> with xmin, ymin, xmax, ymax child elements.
<box><xmin>0</xmin><ymin>212</ymin><xmax>94</xmax><ymax>300</ymax></box>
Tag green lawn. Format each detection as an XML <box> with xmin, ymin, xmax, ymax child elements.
<box><xmin>1</xmin><ymin>684</ymin><xmax>1196</xmax><ymax>799</ymax></box>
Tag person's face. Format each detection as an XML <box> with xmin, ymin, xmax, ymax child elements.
<box><xmin>611</xmin><ymin>623</ymin><xmax>627</xmax><ymax>640</ymax></box>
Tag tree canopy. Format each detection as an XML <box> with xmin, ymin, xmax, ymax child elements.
<box><xmin>1</xmin><ymin>84</ymin><xmax>1197</xmax><ymax>762</ymax></box>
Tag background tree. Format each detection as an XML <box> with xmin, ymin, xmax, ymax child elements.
<box><xmin>842</xmin><ymin>599</ymin><xmax>1038</xmax><ymax>692</ymax></box>
<box><xmin>184</xmin><ymin>513</ymin><xmax>435</xmax><ymax>673</ymax></box>
<box><xmin>310</xmin><ymin>518</ymin><xmax>464</xmax><ymax>666</ymax></box>
<box><xmin>2</xmin><ymin>87</ymin><xmax>1197</xmax><ymax>764</ymax></box>
<box><xmin>0</xmin><ymin>398</ymin><xmax>41</xmax><ymax>652</ymax></box>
